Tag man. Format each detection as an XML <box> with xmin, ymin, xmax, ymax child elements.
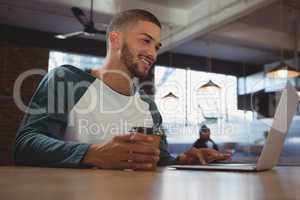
<box><xmin>193</xmin><ymin>125</ymin><xmax>219</xmax><ymax>151</ymax></box>
<box><xmin>14</xmin><ymin>9</ymin><xmax>227</xmax><ymax>170</ymax></box>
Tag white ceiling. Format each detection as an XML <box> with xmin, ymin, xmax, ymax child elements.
<box><xmin>1</xmin><ymin>0</ymin><xmax>299</xmax><ymax>67</ymax></box>
<box><xmin>172</xmin><ymin>1</ymin><xmax>300</xmax><ymax>65</ymax></box>
<box><xmin>140</xmin><ymin>0</ymin><xmax>204</xmax><ymax>10</ymax></box>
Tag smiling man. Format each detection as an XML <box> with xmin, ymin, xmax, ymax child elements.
<box><xmin>14</xmin><ymin>9</ymin><xmax>227</xmax><ymax>170</ymax></box>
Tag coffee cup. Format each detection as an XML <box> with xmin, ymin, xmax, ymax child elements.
<box><xmin>129</xmin><ymin>127</ymin><xmax>162</xmax><ymax>170</ymax></box>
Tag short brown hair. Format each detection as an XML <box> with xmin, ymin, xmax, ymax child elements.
<box><xmin>106</xmin><ymin>9</ymin><xmax>161</xmax><ymax>41</ymax></box>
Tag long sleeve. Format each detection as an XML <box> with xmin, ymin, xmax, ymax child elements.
<box><xmin>14</xmin><ymin>65</ymin><xmax>95</xmax><ymax>168</ymax></box>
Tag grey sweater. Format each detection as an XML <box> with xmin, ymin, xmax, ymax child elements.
<box><xmin>14</xmin><ymin>65</ymin><xmax>176</xmax><ymax>168</ymax></box>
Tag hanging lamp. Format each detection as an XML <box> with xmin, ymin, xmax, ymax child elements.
<box><xmin>162</xmin><ymin>92</ymin><xmax>179</xmax><ymax>99</ymax></box>
<box><xmin>267</xmin><ymin>61</ymin><xmax>300</xmax><ymax>78</ymax></box>
<box><xmin>199</xmin><ymin>41</ymin><xmax>221</xmax><ymax>91</ymax></box>
<box><xmin>266</xmin><ymin>0</ymin><xmax>300</xmax><ymax>78</ymax></box>
<box><xmin>199</xmin><ymin>80</ymin><xmax>221</xmax><ymax>90</ymax></box>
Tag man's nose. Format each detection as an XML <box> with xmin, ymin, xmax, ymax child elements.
<box><xmin>147</xmin><ymin>47</ymin><xmax>157</xmax><ymax>61</ymax></box>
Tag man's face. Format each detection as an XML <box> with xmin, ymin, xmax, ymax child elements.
<box><xmin>119</xmin><ymin>20</ymin><xmax>161</xmax><ymax>78</ymax></box>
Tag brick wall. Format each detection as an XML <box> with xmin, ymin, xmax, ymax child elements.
<box><xmin>0</xmin><ymin>42</ymin><xmax>49</xmax><ymax>165</ymax></box>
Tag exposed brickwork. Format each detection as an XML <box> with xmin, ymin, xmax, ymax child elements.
<box><xmin>0</xmin><ymin>42</ymin><xmax>49</xmax><ymax>165</ymax></box>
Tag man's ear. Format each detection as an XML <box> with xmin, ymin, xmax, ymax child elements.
<box><xmin>109</xmin><ymin>31</ymin><xmax>121</xmax><ymax>50</ymax></box>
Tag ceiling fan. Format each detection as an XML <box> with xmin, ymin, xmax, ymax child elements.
<box><xmin>55</xmin><ymin>0</ymin><xmax>106</xmax><ymax>39</ymax></box>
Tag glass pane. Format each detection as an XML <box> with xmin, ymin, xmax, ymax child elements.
<box><xmin>48</xmin><ymin>50</ymin><xmax>105</xmax><ymax>71</ymax></box>
<box><xmin>154</xmin><ymin>65</ymin><xmax>246</xmax><ymax>145</ymax></box>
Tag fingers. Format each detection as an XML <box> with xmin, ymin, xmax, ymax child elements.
<box><xmin>92</xmin><ymin>134</ymin><xmax>160</xmax><ymax>170</ymax></box>
<box><xmin>222</xmin><ymin>153</ymin><xmax>232</xmax><ymax>159</ymax></box>
<box><xmin>113</xmin><ymin>133</ymin><xmax>160</xmax><ymax>156</ymax></box>
<box><xmin>129</xmin><ymin>132</ymin><xmax>155</xmax><ymax>143</ymax></box>
<box><xmin>178</xmin><ymin>153</ymin><xmax>196</xmax><ymax>165</ymax></box>
<box><xmin>214</xmin><ymin>152</ymin><xmax>231</xmax><ymax>161</ymax></box>
<box><xmin>183</xmin><ymin>148</ymin><xmax>230</xmax><ymax>165</ymax></box>
<box><xmin>113</xmin><ymin>134</ymin><xmax>134</xmax><ymax>142</ymax></box>
<box><xmin>201</xmin><ymin>148</ymin><xmax>219</xmax><ymax>155</ymax></box>
<box><xmin>205</xmin><ymin>149</ymin><xmax>230</xmax><ymax>160</ymax></box>
<box><xmin>114</xmin><ymin>133</ymin><xmax>154</xmax><ymax>143</ymax></box>
<box><xmin>97</xmin><ymin>151</ymin><xmax>159</xmax><ymax>170</ymax></box>
<box><xmin>127</xmin><ymin>153</ymin><xmax>159</xmax><ymax>163</ymax></box>
<box><xmin>110</xmin><ymin>142</ymin><xmax>160</xmax><ymax>165</ymax></box>
<box><xmin>123</xmin><ymin>152</ymin><xmax>159</xmax><ymax>163</ymax></box>
<box><xmin>127</xmin><ymin>143</ymin><xmax>160</xmax><ymax>155</ymax></box>
<box><xmin>179</xmin><ymin>148</ymin><xmax>206</xmax><ymax>165</ymax></box>
<box><xmin>115</xmin><ymin>142</ymin><xmax>160</xmax><ymax>156</ymax></box>
<box><xmin>201</xmin><ymin>148</ymin><xmax>230</xmax><ymax>163</ymax></box>
<box><xmin>191</xmin><ymin>148</ymin><xmax>206</xmax><ymax>165</ymax></box>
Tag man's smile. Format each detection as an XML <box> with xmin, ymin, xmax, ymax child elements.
<box><xmin>138</xmin><ymin>55</ymin><xmax>154</xmax><ymax>66</ymax></box>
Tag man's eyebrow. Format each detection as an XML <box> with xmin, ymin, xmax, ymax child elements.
<box><xmin>141</xmin><ymin>33</ymin><xmax>162</xmax><ymax>48</ymax></box>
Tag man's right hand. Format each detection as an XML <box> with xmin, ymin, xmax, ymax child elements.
<box><xmin>81</xmin><ymin>133</ymin><xmax>160</xmax><ymax>170</ymax></box>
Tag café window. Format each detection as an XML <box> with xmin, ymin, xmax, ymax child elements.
<box><xmin>154</xmin><ymin>65</ymin><xmax>258</xmax><ymax>144</ymax></box>
<box><xmin>48</xmin><ymin>50</ymin><xmax>105</xmax><ymax>71</ymax></box>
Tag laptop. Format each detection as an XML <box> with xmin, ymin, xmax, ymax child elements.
<box><xmin>170</xmin><ymin>82</ymin><xmax>299</xmax><ymax>172</ymax></box>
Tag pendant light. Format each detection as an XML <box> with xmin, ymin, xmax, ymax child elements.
<box><xmin>199</xmin><ymin>41</ymin><xmax>221</xmax><ymax>91</ymax></box>
<box><xmin>267</xmin><ymin>62</ymin><xmax>299</xmax><ymax>78</ymax></box>
<box><xmin>266</xmin><ymin>0</ymin><xmax>300</xmax><ymax>78</ymax></box>
<box><xmin>161</xmin><ymin>48</ymin><xmax>179</xmax><ymax>100</ymax></box>
<box><xmin>162</xmin><ymin>92</ymin><xmax>179</xmax><ymax>99</ymax></box>
<box><xmin>199</xmin><ymin>80</ymin><xmax>221</xmax><ymax>90</ymax></box>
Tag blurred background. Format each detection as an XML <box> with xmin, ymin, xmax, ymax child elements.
<box><xmin>1</xmin><ymin>0</ymin><xmax>299</xmax><ymax>165</ymax></box>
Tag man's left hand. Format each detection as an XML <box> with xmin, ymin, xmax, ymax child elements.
<box><xmin>177</xmin><ymin>147</ymin><xmax>231</xmax><ymax>165</ymax></box>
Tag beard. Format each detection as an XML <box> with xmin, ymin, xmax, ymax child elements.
<box><xmin>120</xmin><ymin>42</ymin><xmax>149</xmax><ymax>78</ymax></box>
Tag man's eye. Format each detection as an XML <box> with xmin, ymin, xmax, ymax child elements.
<box><xmin>143</xmin><ymin>39</ymin><xmax>151</xmax><ymax>44</ymax></box>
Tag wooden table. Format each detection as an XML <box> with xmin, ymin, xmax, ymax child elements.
<box><xmin>1</xmin><ymin>166</ymin><xmax>300</xmax><ymax>200</ymax></box>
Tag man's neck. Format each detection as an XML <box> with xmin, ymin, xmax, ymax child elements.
<box><xmin>91</xmin><ymin>62</ymin><xmax>135</xmax><ymax>96</ymax></box>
